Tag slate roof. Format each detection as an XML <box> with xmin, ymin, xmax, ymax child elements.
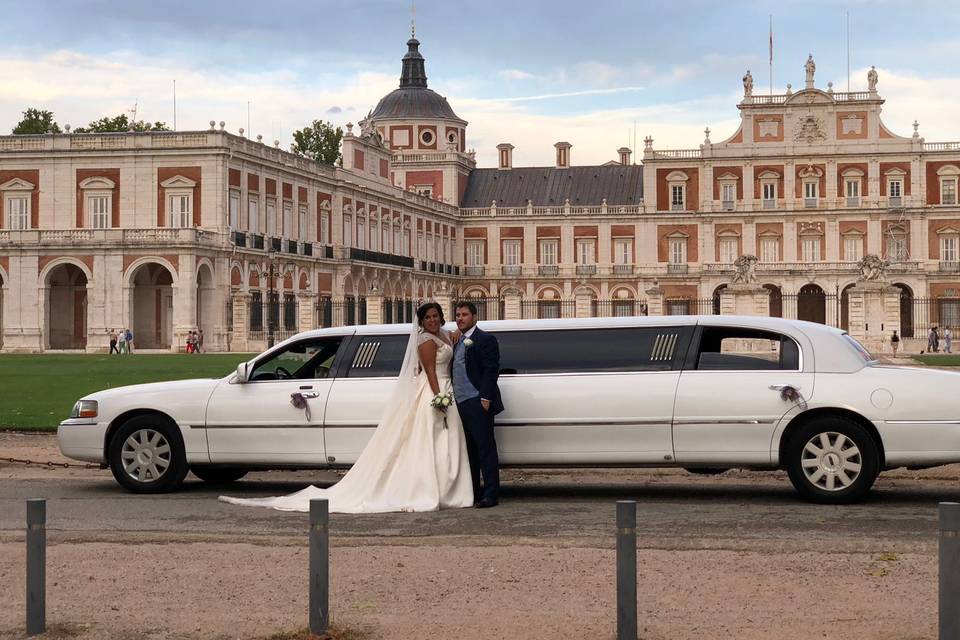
<box><xmin>369</xmin><ymin>37</ymin><xmax>463</xmax><ymax>122</ymax></box>
<box><xmin>460</xmin><ymin>165</ymin><xmax>644</xmax><ymax>208</ymax></box>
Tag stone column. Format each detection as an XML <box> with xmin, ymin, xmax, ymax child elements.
<box><xmin>503</xmin><ymin>291</ymin><xmax>522</xmax><ymax>320</ymax></box>
<box><xmin>846</xmin><ymin>281</ymin><xmax>902</xmax><ymax>352</ymax></box>
<box><xmin>575</xmin><ymin>290</ymin><xmax>593</xmax><ymax>318</ymax></box>
<box><xmin>644</xmin><ymin>286</ymin><xmax>664</xmax><ymax>316</ymax></box>
<box><xmin>365</xmin><ymin>292</ymin><xmax>384</xmax><ymax>325</ymax></box>
<box><xmin>720</xmin><ymin>283</ymin><xmax>770</xmax><ymax>316</ymax></box>
<box><xmin>231</xmin><ymin>292</ymin><xmax>250</xmax><ymax>353</ymax></box>
<box><xmin>298</xmin><ymin>292</ymin><xmax>318</xmax><ymax>333</ymax></box>
<box><xmin>432</xmin><ymin>286</ymin><xmax>452</xmax><ymax>319</ymax></box>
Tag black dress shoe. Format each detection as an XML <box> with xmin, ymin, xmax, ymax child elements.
<box><xmin>475</xmin><ymin>497</ymin><xmax>499</xmax><ymax>508</ymax></box>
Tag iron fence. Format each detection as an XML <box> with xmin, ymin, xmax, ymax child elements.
<box><xmin>521</xmin><ymin>299</ymin><xmax>576</xmax><ymax>319</ymax></box>
<box><xmin>593</xmin><ymin>299</ymin><xmax>649</xmax><ymax>318</ymax></box>
<box><xmin>664</xmin><ymin>298</ymin><xmax>717</xmax><ymax>316</ymax></box>
<box><xmin>248</xmin><ymin>293</ymin><xmax>298</xmax><ymax>341</ymax></box>
<box><xmin>907</xmin><ymin>297</ymin><xmax>960</xmax><ymax>338</ymax></box>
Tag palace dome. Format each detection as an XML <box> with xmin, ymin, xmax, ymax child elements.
<box><xmin>368</xmin><ymin>38</ymin><xmax>464</xmax><ymax>123</ymax></box>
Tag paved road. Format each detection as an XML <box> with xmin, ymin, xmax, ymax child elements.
<box><xmin>1</xmin><ymin>467</ymin><xmax>957</xmax><ymax>551</ymax></box>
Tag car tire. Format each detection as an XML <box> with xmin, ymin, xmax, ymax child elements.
<box><xmin>191</xmin><ymin>467</ymin><xmax>248</xmax><ymax>484</ymax></box>
<box><xmin>785</xmin><ymin>415</ymin><xmax>880</xmax><ymax>504</ymax></box>
<box><xmin>108</xmin><ymin>415</ymin><xmax>188</xmax><ymax>493</ymax></box>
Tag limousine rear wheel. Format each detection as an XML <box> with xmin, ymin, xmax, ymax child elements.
<box><xmin>785</xmin><ymin>416</ymin><xmax>879</xmax><ymax>504</ymax></box>
<box><xmin>108</xmin><ymin>415</ymin><xmax>188</xmax><ymax>494</ymax></box>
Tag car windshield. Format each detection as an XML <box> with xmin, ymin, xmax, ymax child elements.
<box><xmin>842</xmin><ymin>333</ymin><xmax>875</xmax><ymax>363</ymax></box>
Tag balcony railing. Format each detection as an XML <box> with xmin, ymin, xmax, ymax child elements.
<box><xmin>721</xmin><ymin>200</ymin><xmax>735</xmax><ymax>211</ymax></box>
<box><xmin>846</xmin><ymin>196</ymin><xmax>861</xmax><ymax>208</ymax></box>
<box><xmin>302</xmin><ymin>242</ymin><xmax>313</xmax><ymax>257</ymax></box>
<box><xmin>285</xmin><ymin>239</ymin><xmax>298</xmax><ymax>254</ymax></box>
<box><xmin>762</xmin><ymin>199</ymin><xmax>775</xmax><ymax>210</ymax></box>
<box><xmin>348</xmin><ymin>248</ymin><xmax>415</xmax><ymax>268</ymax></box>
<box><xmin>232</xmin><ymin>231</ymin><xmax>247</xmax><ymax>247</ymax></box>
<box><xmin>670</xmin><ymin>203</ymin><xmax>685</xmax><ymax>212</ymax></box>
<box><xmin>804</xmin><ymin>197</ymin><xmax>818</xmax><ymax>208</ymax></box>
<box><xmin>940</xmin><ymin>261</ymin><xmax>960</xmax><ymax>273</ymax></box>
<box><xmin>502</xmin><ymin>265</ymin><xmax>522</xmax><ymax>277</ymax></box>
<box><xmin>889</xmin><ymin>196</ymin><xmax>902</xmax><ymax>207</ymax></box>
<box><xmin>251</xmin><ymin>233</ymin><xmax>265</xmax><ymax>250</ymax></box>
<box><xmin>464</xmin><ymin>266</ymin><xmax>485</xmax><ymax>277</ymax></box>
<box><xmin>576</xmin><ymin>264</ymin><xmax>597</xmax><ymax>276</ymax></box>
<box><xmin>0</xmin><ymin>227</ymin><xmax>222</xmax><ymax>247</ymax></box>
<box><xmin>667</xmin><ymin>263</ymin><xmax>689</xmax><ymax>274</ymax></box>
<box><xmin>613</xmin><ymin>264</ymin><xmax>634</xmax><ymax>275</ymax></box>
<box><xmin>538</xmin><ymin>265</ymin><xmax>559</xmax><ymax>276</ymax></box>
<box><xmin>270</xmin><ymin>236</ymin><xmax>282</xmax><ymax>252</ymax></box>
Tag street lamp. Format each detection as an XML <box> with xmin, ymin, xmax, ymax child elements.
<box><xmin>267</xmin><ymin>248</ymin><xmax>277</xmax><ymax>348</ymax></box>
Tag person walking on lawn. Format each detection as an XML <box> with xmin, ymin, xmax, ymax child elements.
<box><xmin>109</xmin><ymin>329</ymin><xmax>119</xmax><ymax>354</ymax></box>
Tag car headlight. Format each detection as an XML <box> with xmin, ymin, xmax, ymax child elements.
<box><xmin>69</xmin><ymin>400</ymin><xmax>98</xmax><ymax>419</ymax></box>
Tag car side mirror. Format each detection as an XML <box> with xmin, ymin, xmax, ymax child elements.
<box><xmin>235</xmin><ymin>362</ymin><xmax>250</xmax><ymax>383</ymax></box>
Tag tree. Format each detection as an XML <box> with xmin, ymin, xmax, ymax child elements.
<box><xmin>13</xmin><ymin>108</ymin><xmax>60</xmax><ymax>134</ymax></box>
<box><xmin>291</xmin><ymin>119</ymin><xmax>343</xmax><ymax>165</ymax></box>
<box><xmin>73</xmin><ymin>114</ymin><xmax>170</xmax><ymax>133</ymax></box>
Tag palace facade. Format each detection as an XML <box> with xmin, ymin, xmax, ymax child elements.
<box><xmin>2</xmin><ymin>36</ymin><xmax>959</xmax><ymax>353</ymax></box>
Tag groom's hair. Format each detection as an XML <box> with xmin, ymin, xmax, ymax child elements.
<box><xmin>455</xmin><ymin>301</ymin><xmax>478</xmax><ymax>316</ymax></box>
<box><xmin>416</xmin><ymin>302</ymin><xmax>445</xmax><ymax>326</ymax></box>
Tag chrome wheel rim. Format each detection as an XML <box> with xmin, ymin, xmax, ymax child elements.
<box><xmin>801</xmin><ymin>431</ymin><xmax>862</xmax><ymax>492</ymax></box>
<box><xmin>120</xmin><ymin>428</ymin><xmax>171</xmax><ymax>482</ymax></box>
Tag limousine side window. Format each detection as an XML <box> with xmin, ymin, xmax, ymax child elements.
<box><xmin>344</xmin><ymin>335</ymin><xmax>409</xmax><ymax>378</ymax></box>
<box><xmin>250</xmin><ymin>337</ymin><xmax>344</xmax><ymax>381</ymax></box>
<box><xmin>694</xmin><ymin>327</ymin><xmax>800</xmax><ymax>371</ymax></box>
<box><xmin>494</xmin><ymin>327</ymin><xmax>691</xmax><ymax>374</ymax></box>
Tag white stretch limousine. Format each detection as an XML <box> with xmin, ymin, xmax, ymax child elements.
<box><xmin>58</xmin><ymin>316</ymin><xmax>960</xmax><ymax>503</ymax></box>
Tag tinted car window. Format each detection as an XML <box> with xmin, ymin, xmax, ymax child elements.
<box><xmin>345</xmin><ymin>335</ymin><xmax>409</xmax><ymax>378</ymax></box>
<box><xmin>250</xmin><ymin>337</ymin><xmax>343</xmax><ymax>381</ymax></box>
<box><xmin>494</xmin><ymin>327</ymin><xmax>691</xmax><ymax>374</ymax></box>
<box><xmin>695</xmin><ymin>327</ymin><xmax>800</xmax><ymax>371</ymax></box>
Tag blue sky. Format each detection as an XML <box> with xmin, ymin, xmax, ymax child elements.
<box><xmin>1</xmin><ymin>0</ymin><xmax>958</xmax><ymax>166</ymax></box>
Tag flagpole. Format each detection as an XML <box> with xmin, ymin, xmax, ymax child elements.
<box><xmin>769</xmin><ymin>15</ymin><xmax>773</xmax><ymax>95</ymax></box>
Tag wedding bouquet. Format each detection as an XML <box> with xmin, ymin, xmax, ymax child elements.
<box><xmin>430</xmin><ymin>392</ymin><xmax>454</xmax><ymax>429</ymax></box>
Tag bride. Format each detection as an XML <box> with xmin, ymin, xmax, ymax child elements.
<box><xmin>219</xmin><ymin>302</ymin><xmax>474</xmax><ymax>513</ymax></box>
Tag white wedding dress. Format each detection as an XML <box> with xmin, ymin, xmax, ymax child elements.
<box><xmin>219</xmin><ymin>328</ymin><xmax>474</xmax><ymax>513</ymax></box>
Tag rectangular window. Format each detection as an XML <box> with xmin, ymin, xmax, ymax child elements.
<box><xmin>671</xmin><ymin>185</ymin><xmax>684</xmax><ymax>210</ymax></box>
<box><xmin>343</xmin><ymin>216</ymin><xmax>353</xmax><ymax>247</ymax></box>
<box><xmin>941</xmin><ymin>236</ymin><xmax>958</xmax><ymax>262</ymax></box>
<box><xmin>6</xmin><ymin>195</ymin><xmax>29</xmax><ymax>229</ymax></box>
<box><xmin>801</xmin><ymin>237</ymin><xmax>821</xmax><ymax>262</ymax></box>
<box><xmin>494</xmin><ymin>327</ymin><xmax>693</xmax><ymax>374</ymax></box>
<box><xmin>889</xmin><ymin>180</ymin><xmax>902</xmax><ymax>198</ymax></box>
<box><xmin>248</xmin><ymin>198</ymin><xmax>259</xmax><ymax>234</ymax></box>
<box><xmin>695</xmin><ymin>327</ymin><xmax>800</xmax><ymax>371</ymax></box>
<box><xmin>283</xmin><ymin>202</ymin><xmax>293</xmax><ymax>238</ymax></box>
<box><xmin>345</xmin><ymin>335</ymin><xmax>409</xmax><ymax>378</ymax></box>
<box><xmin>403</xmin><ymin>229</ymin><xmax>411</xmax><ymax>256</ymax></box>
<box><xmin>382</xmin><ymin>224</ymin><xmax>391</xmax><ymax>253</ymax></box>
<box><xmin>804</xmin><ymin>181</ymin><xmax>818</xmax><ymax>199</ymax></box>
<box><xmin>88</xmin><ymin>195</ymin><xmax>110</xmax><ymax>229</ymax></box>
<box><xmin>393</xmin><ymin>226</ymin><xmax>401</xmax><ymax>254</ymax></box>
<box><xmin>718</xmin><ymin>237</ymin><xmax>738</xmax><ymax>264</ymax></box>
<box><xmin>846</xmin><ymin>179</ymin><xmax>861</xmax><ymax>207</ymax></box>
<box><xmin>843</xmin><ymin>236</ymin><xmax>863</xmax><ymax>262</ymax></box>
<box><xmin>266</xmin><ymin>200</ymin><xmax>276</xmax><ymax>236</ymax></box>
<box><xmin>298</xmin><ymin>204</ymin><xmax>307</xmax><ymax>240</ymax></box>
<box><xmin>943</xmin><ymin>179</ymin><xmax>957</xmax><ymax>205</ymax></box>
<box><xmin>168</xmin><ymin>194</ymin><xmax>191</xmax><ymax>228</ymax></box>
<box><xmin>417</xmin><ymin>232</ymin><xmax>425</xmax><ymax>258</ymax></box>
<box><xmin>614</xmin><ymin>238</ymin><xmax>633</xmax><ymax>265</ymax></box>
<box><xmin>369</xmin><ymin>221</ymin><xmax>378</xmax><ymax>251</ymax></box>
<box><xmin>540</xmin><ymin>239</ymin><xmax>558</xmax><ymax>265</ymax></box>
<box><xmin>668</xmin><ymin>238</ymin><xmax>687</xmax><ymax>264</ymax></box>
<box><xmin>721</xmin><ymin>183</ymin><xmax>735</xmax><ymax>207</ymax></box>
<box><xmin>320</xmin><ymin>211</ymin><xmax>329</xmax><ymax>244</ymax></box>
<box><xmin>503</xmin><ymin>239</ymin><xmax>521</xmax><ymax>265</ymax></box>
<box><xmin>760</xmin><ymin>237</ymin><xmax>779</xmax><ymax>263</ymax></box>
<box><xmin>762</xmin><ymin>182</ymin><xmax>776</xmax><ymax>200</ymax></box>
<box><xmin>466</xmin><ymin>240</ymin><xmax>484</xmax><ymax>266</ymax></box>
<box><xmin>887</xmin><ymin>235</ymin><xmax>907</xmax><ymax>261</ymax></box>
<box><xmin>228</xmin><ymin>192</ymin><xmax>240</xmax><ymax>230</ymax></box>
<box><xmin>576</xmin><ymin>239</ymin><xmax>596</xmax><ymax>264</ymax></box>
<box><xmin>356</xmin><ymin>219</ymin><xmax>365</xmax><ymax>249</ymax></box>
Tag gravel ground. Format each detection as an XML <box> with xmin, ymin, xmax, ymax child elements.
<box><xmin>0</xmin><ymin>432</ymin><xmax>950</xmax><ymax>640</ymax></box>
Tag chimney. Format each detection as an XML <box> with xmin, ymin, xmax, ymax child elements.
<box><xmin>497</xmin><ymin>143</ymin><xmax>514</xmax><ymax>170</ymax></box>
<box><xmin>618</xmin><ymin>147</ymin><xmax>632</xmax><ymax>165</ymax></box>
<box><xmin>554</xmin><ymin>141</ymin><xmax>572</xmax><ymax>168</ymax></box>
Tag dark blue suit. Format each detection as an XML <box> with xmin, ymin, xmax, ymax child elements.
<box><xmin>453</xmin><ymin>327</ymin><xmax>502</xmax><ymax>501</ymax></box>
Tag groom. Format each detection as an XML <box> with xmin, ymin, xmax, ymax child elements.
<box><xmin>452</xmin><ymin>301</ymin><xmax>503</xmax><ymax>508</ymax></box>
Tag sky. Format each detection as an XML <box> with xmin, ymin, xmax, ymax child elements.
<box><xmin>1</xmin><ymin>0</ymin><xmax>959</xmax><ymax>167</ymax></box>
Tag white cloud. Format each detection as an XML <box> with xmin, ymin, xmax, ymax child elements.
<box><xmin>497</xmin><ymin>69</ymin><xmax>534</xmax><ymax>81</ymax></box>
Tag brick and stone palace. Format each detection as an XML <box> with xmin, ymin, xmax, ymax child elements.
<box><xmin>1</xmin><ymin>37</ymin><xmax>959</xmax><ymax>353</ymax></box>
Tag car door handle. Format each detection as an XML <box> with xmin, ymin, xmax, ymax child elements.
<box><xmin>768</xmin><ymin>384</ymin><xmax>800</xmax><ymax>392</ymax></box>
<box><xmin>299</xmin><ymin>392</ymin><xmax>321</xmax><ymax>399</ymax></box>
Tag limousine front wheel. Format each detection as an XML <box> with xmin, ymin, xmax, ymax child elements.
<box><xmin>108</xmin><ymin>415</ymin><xmax>188</xmax><ymax>493</ymax></box>
<box><xmin>785</xmin><ymin>417</ymin><xmax>880</xmax><ymax>504</ymax></box>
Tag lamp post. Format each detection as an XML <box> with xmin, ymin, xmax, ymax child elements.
<box><xmin>267</xmin><ymin>248</ymin><xmax>277</xmax><ymax>348</ymax></box>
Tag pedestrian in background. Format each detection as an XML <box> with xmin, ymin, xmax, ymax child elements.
<box><xmin>891</xmin><ymin>330</ymin><xmax>900</xmax><ymax>356</ymax></box>
<box><xmin>946</xmin><ymin>327</ymin><xmax>953</xmax><ymax>354</ymax></box>
<box><xmin>109</xmin><ymin>329</ymin><xmax>119</xmax><ymax>354</ymax></box>
<box><xmin>198</xmin><ymin>329</ymin><xmax>204</xmax><ymax>354</ymax></box>
<box><xmin>929</xmin><ymin>327</ymin><xmax>938</xmax><ymax>353</ymax></box>
<box><xmin>125</xmin><ymin>328</ymin><xmax>134</xmax><ymax>354</ymax></box>
<box><xmin>118</xmin><ymin>329</ymin><xmax>127</xmax><ymax>354</ymax></box>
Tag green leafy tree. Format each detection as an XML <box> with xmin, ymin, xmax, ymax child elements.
<box><xmin>73</xmin><ymin>114</ymin><xmax>170</xmax><ymax>133</ymax></box>
<box><xmin>13</xmin><ymin>108</ymin><xmax>61</xmax><ymax>134</ymax></box>
<box><xmin>291</xmin><ymin>119</ymin><xmax>343</xmax><ymax>165</ymax></box>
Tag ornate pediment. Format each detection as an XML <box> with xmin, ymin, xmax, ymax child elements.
<box><xmin>798</xmin><ymin>164</ymin><xmax>824</xmax><ymax>178</ymax></box>
<box><xmin>79</xmin><ymin>176</ymin><xmax>116</xmax><ymax>190</ymax></box>
<box><xmin>798</xmin><ymin>221</ymin><xmax>824</xmax><ymax>236</ymax></box>
<box><xmin>795</xmin><ymin>115</ymin><xmax>827</xmax><ymax>144</ymax></box>
<box><xmin>160</xmin><ymin>175</ymin><xmax>197</xmax><ymax>189</ymax></box>
<box><xmin>0</xmin><ymin>177</ymin><xmax>35</xmax><ymax>191</ymax></box>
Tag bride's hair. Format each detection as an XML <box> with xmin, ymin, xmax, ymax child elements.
<box><xmin>416</xmin><ymin>302</ymin><xmax>445</xmax><ymax>327</ymax></box>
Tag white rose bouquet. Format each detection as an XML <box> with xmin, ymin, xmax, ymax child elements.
<box><xmin>430</xmin><ymin>392</ymin><xmax>454</xmax><ymax>429</ymax></box>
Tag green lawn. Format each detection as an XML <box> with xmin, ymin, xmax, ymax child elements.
<box><xmin>0</xmin><ymin>353</ymin><xmax>255</xmax><ymax>431</ymax></box>
<box><xmin>912</xmin><ymin>354</ymin><xmax>960</xmax><ymax>366</ymax></box>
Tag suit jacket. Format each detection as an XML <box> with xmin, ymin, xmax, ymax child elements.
<box><xmin>453</xmin><ymin>327</ymin><xmax>504</xmax><ymax>415</ymax></box>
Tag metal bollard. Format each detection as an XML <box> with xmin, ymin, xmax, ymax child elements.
<box><xmin>941</xmin><ymin>502</ymin><xmax>960</xmax><ymax>639</ymax></box>
<box><xmin>309</xmin><ymin>499</ymin><xmax>329</xmax><ymax>635</ymax></box>
<box><xmin>616</xmin><ymin>500</ymin><xmax>637</xmax><ymax>640</ymax></box>
<box><xmin>26</xmin><ymin>499</ymin><xmax>46</xmax><ymax>637</ymax></box>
